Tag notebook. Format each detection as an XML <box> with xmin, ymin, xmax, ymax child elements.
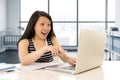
<box><xmin>45</xmin><ymin>29</ymin><xmax>106</xmax><ymax>74</ymax></box>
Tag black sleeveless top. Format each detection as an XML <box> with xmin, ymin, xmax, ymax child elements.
<box><xmin>28</xmin><ymin>38</ymin><xmax>53</xmax><ymax>62</ymax></box>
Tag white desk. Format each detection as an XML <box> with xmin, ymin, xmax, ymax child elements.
<box><xmin>0</xmin><ymin>61</ymin><xmax>120</xmax><ymax>80</ymax></box>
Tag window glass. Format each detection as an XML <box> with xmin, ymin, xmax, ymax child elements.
<box><xmin>50</xmin><ymin>0</ymin><xmax>77</xmax><ymax>21</ymax></box>
<box><xmin>21</xmin><ymin>0</ymin><xmax>48</xmax><ymax>21</ymax></box>
<box><xmin>108</xmin><ymin>0</ymin><xmax>115</xmax><ymax>21</ymax></box>
<box><xmin>20</xmin><ymin>0</ymin><xmax>115</xmax><ymax>47</ymax></box>
<box><xmin>79</xmin><ymin>0</ymin><xmax>105</xmax><ymax>21</ymax></box>
<box><xmin>53</xmin><ymin>23</ymin><xmax>77</xmax><ymax>46</ymax></box>
<box><xmin>20</xmin><ymin>23</ymin><xmax>27</xmax><ymax>35</ymax></box>
<box><xmin>78</xmin><ymin>23</ymin><xmax>105</xmax><ymax>33</ymax></box>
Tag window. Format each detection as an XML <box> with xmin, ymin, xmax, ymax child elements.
<box><xmin>50</xmin><ymin>0</ymin><xmax>76</xmax><ymax>21</ymax></box>
<box><xmin>79</xmin><ymin>0</ymin><xmax>105</xmax><ymax>21</ymax></box>
<box><xmin>53</xmin><ymin>23</ymin><xmax>77</xmax><ymax>46</ymax></box>
<box><xmin>107</xmin><ymin>0</ymin><xmax>115</xmax><ymax>30</ymax></box>
<box><xmin>21</xmin><ymin>0</ymin><xmax>48</xmax><ymax>21</ymax></box>
<box><xmin>20</xmin><ymin>0</ymin><xmax>115</xmax><ymax>49</ymax></box>
<box><xmin>49</xmin><ymin>0</ymin><xmax>77</xmax><ymax>46</ymax></box>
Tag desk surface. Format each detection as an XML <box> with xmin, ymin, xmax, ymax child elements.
<box><xmin>0</xmin><ymin>61</ymin><xmax>120</xmax><ymax>80</ymax></box>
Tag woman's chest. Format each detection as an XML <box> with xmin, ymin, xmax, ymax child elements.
<box><xmin>33</xmin><ymin>41</ymin><xmax>47</xmax><ymax>50</ymax></box>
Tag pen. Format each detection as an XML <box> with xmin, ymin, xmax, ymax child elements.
<box><xmin>6</xmin><ymin>70</ymin><xmax>15</xmax><ymax>73</ymax></box>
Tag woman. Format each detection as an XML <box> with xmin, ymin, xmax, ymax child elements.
<box><xmin>17</xmin><ymin>10</ymin><xmax>76</xmax><ymax>65</ymax></box>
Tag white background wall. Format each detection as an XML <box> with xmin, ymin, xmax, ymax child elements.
<box><xmin>0</xmin><ymin>0</ymin><xmax>20</xmax><ymax>31</ymax></box>
<box><xmin>0</xmin><ymin>0</ymin><xmax>6</xmax><ymax>30</ymax></box>
<box><xmin>0</xmin><ymin>0</ymin><xmax>20</xmax><ymax>51</ymax></box>
<box><xmin>6</xmin><ymin>0</ymin><xmax>20</xmax><ymax>30</ymax></box>
<box><xmin>116</xmin><ymin>0</ymin><xmax>120</xmax><ymax>28</ymax></box>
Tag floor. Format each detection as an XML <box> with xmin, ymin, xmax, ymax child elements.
<box><xmin>0</xmin><ymin>50</ymin><xmax>20</xmax><ymax>64</ymax></box>
<box><xmin>0</xmin><ymin>50</ymin><xmax>120</xmax><ymax>64</ymax></box>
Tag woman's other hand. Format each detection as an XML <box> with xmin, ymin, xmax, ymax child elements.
<box><xmin>67</xmin><ymin>57</ymin><xmax>76</xmax><ymax>65</ymax></box>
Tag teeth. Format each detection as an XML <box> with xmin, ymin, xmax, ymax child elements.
<box><xmin>42</xmin><ymin>32</ymin><xmax>47</xmax><ymax>34</ymax></box>
<box><xmin>41</xmin><ymin>32</ymin><xmax>47</xmax><ymax>35</ymax></box>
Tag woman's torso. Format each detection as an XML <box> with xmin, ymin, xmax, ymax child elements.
<box><xmin>28</xmin><ymin>38</ymin><xmax>53</xmax><ymax>62</ymax></box>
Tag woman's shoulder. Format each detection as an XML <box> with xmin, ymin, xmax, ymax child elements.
<box><xmin>19</xmin><ymin>38</ymin><xmax>29</xmax><ymax>45</ymax></box>
<box><xmin>51</xmin><ymin>36</ymin><xmax>57</xmax><ymax>42</ymax></box>
<box><xmin>51</xmin><ymin>36</ymin><xmax>60</xmax><ymax>46</ymax></box>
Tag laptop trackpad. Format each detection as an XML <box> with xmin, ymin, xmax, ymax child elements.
<box><xmin>45</xmin><ymin>63</ymin><xmax>75</xmax><ymax>71</ymax></box>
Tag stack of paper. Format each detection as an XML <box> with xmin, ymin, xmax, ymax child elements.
<box><xmin>20</xmin><ymin>62</ymin><xmax>60</xmax><ymax>70</ymax></box>
<box><xmin>0</xmin><ymin>63</ymin><xmax>16</xmax><ymax>72</ymax></box>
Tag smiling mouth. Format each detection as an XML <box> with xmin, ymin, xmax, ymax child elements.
<box><xmin>41</xmin><ymin>32</ymin><xmax>48</xmax><ymax>36</ymax></box>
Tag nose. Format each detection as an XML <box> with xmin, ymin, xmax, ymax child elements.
<box><xmin>43</xmin><ymin>25</ymin><xmax>49</xmax><ymax>31</ymax></box>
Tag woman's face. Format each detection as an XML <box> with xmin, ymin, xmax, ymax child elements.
<box><xmin>34</xmin><ymin>16</ymin><xmax>51</xmax><ymax>40</ymax></box>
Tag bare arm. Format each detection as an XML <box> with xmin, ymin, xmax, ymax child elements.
<box><xmin>52</xmin><ymin>37</ymin><xmax>76</xmax><ymax>65</ymax></box>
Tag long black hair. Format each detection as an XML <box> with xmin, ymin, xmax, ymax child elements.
<box><xmin>17</xmin><ymin>10</ymin><xmax>55</xmax><ymax>46</ymax></box>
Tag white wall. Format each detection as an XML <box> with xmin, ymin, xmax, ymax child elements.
<box><xmin>0</xmin><ymin>0</ymin><xmax>20</xmax><ymax>30</ymax></box>
<box><xmin>0</xmin><ymin>0</ymin><xmax>20</xmax><ymax>51</ymax></box>
<box><xmin>6</xmin><ymin>0</ymin><xmax>20</xmax><ymax>30</ymax></box>
<box><xmin>0</xmin><ymin>0</ymin><xmax>6</xmax><ymax>30</ymax></box>
<box><xmin>116</xmin><ymin>0</ymin><xmax>120</xmax><ymax>28</ymax></box>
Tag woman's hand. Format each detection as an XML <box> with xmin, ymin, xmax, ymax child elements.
<box><xmin>56</xmin><ymin>47</ymin><xmax>76</xmax><ymax>65</ymax></box>
<box><xmin>44</xmin><ymin>46</ymin><xmax>62</xmax><ymax>56</ymax></box>
<box><xmin>50</xmin><ymin>46</ymin><xmax>60</xmax><ymax>56</ymax></box>
<box><xmin>45</xmin><ymin>45</ymin><xmax>76</xmax><ymax>65</ymax></box>
<box><xmin>67</xmin><ymin>57</ymin><xmax>76</xmax><ymax>65</ymax></box>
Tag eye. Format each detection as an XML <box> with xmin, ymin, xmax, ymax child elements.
<box><xmin>48</xmin><ymin>24</ymin><xmax>51</xmax><ymax>26</ymax></box>
<box><xmin>40</xmin><ymin>23</ymin><xmax>44</xmax><ymax>26</ymax></box>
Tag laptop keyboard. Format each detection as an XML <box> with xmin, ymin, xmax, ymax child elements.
<box><xmin>62</xmin><ymin>66</ymin><xmax>75</xmax><ymax>70</ymax></box>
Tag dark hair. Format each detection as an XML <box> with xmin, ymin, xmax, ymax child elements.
<box><xmin>17</xmin><ymin>10</ymin><xmax>55</xmax><ymax>46</ymax></box>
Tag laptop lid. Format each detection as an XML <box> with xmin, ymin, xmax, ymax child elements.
<box><xmin>74</xmin><ymin>30</ymin><xmax>106</xmax><ymax>74</ymax></box>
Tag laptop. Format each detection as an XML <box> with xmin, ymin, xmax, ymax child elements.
<box><xmin>45</xmin><ymin>29</ymin><xmax>106</xmax><ymax>74</ymax></box>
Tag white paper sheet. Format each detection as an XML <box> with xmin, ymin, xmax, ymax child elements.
<box><xmin>20</xmin><ymin>62</ymin><xmax>59</xmax><ymax>70</ymax></box>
